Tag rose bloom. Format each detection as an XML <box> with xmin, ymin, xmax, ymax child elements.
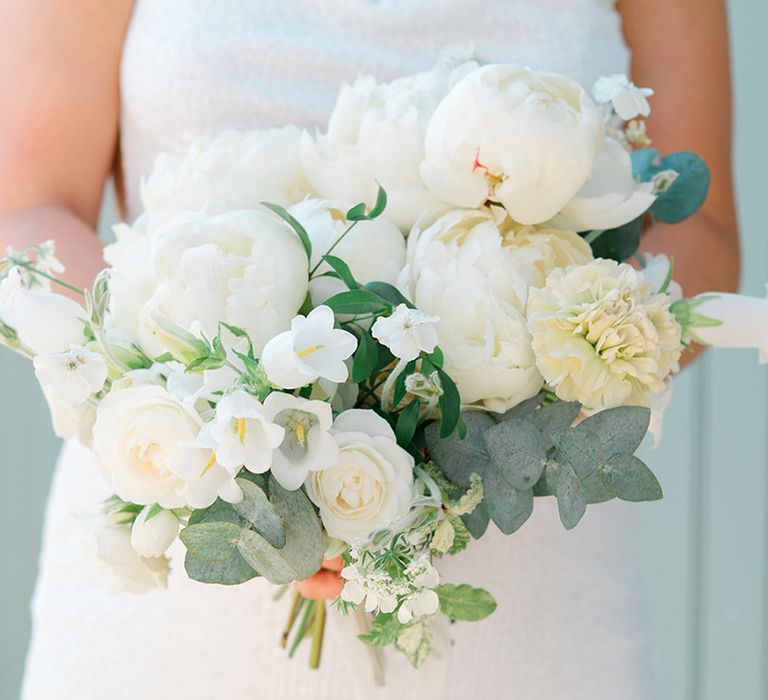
<box><xmin>305</xmin><ymin>410</ymin><xmax>414</xmax><ymax>544</ymax></box>
<box><xmin>527</xmin><ymin>259</ymin><xmax>682</xmax><ymax>410</ymax></box>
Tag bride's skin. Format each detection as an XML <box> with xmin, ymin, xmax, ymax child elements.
<box><xmin>0</xmin><ymin>0</ymin><xmax>740</xmax><ymax>594</ymax></box>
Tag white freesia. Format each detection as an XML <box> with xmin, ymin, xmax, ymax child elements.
<box><xmin>93</xmin><ymin>385</ymin><xmax>242</xmax><ymax>509</ymax></box>
<box><xmin>593</xmin><ymin>74</ymin><xmax>654</xmax><ymax>121</ymax></box>
<box><xmin>300</xmin><ymin>59</ymin><xmax>478</xmax><ymax>232</ymax></box>
<box><xmin>130</xmin><ymin>506</ymin><xmax>180</xmax><ymax>558</ymax></box>
<box><xmin>421</xmin><ymin>64</ymin><xmax>603</xmax><ymax>225</ymax></box>
<box><xmin>262</xmin><ymin>393</ymin><xmax>338</xmax><ymax>491</ymax></box>
<box><xmin>527</xmin><ymin>259</ymin><xmax>682</xmax><ymax>410</ymax></box>
<box><xmin>141</xmin><ymin>126</ymin><xmax>310</xmax><ymax>218</ymax></box>
<box><xmin>261</xmin><ymin>306</ymin><xmax>357</xmax><ymax>389</ymax></box>
<box><xmin>371</xmin><ymin>304</ymin><xmax>439</xmax><ymax>362</ymax></box>
<box><xmin>288</xmin><ymin>198</ymin><xmax>406</xmax><ymax>305</ymax></box>
<box><xmin>0</xmin><ymin>268</ymin><xmax>87</xmax><ymax>354</ymax></box>
<box><xmin>33</xmin><ymin>346</ymin><xmax>108</xmax><ymax>404</ymax></box>
<box><xmin>306</xmin><ymin>409</ymin><xmax>414</xmax><ymax>543</ymax></box>
<box><xmin>196</xmin><ymin>390</ymin><xmax>284</xmax><ymax>474</ymax></box>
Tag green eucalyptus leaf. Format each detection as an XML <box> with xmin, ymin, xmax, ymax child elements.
<box><xmin>575</xmin><ymin>406</ymin><xmax>650</xmax><ymax>456</ymax></box>
<box><xmin>555</xmin><ymin>462</ymin><xmax>588</xmax><ymax>530</ymax></box>
<box><xmin>424</xmin><ymin>412</ymin><xmax>495</xmax><ymax>487</ymax></box>
<box><xmin>491</xmin><ymin>392</ymin><xmax>546</xmax><ymax>423</ymax></box>
<box><xmin>653</xmin><ymin>152</ymin><xmax>711</xmax><ymax>224</ymax></box>
<box><xmin>483</xmin><ymin>463</ymin><xmax>534</xmax><ymax>535</ymax></box>
<box><xmin>183</xmin><ymin>549</ymin><xmax>258</xmax><ymax>586</ymax></box>
<box><xmin>551</xmin><ymin>428</ymin><xmax>612</xmax><ymax>503</ymax></box>
<box><xmin>435</xmin><ymin>583</ymin><xmax>498</xmax><ymax>622</ymax></box>
<box><xmin>232</xmin><ymin>478</ymin><xmax>285</xmax><ymax>548</ymax></box>
<box><xmin>461</xmin><ymin>500</ymin><xmax>491</xmax><ymax>539</ymax></box>
<box><xmin>599</xmin><ymin>453</ymin><xmax>663</xmax><ymax>502</ymax></box>
<box><xmin>529</xmin><ymin>401</ymin><xmax>581</xmax><ymax>451</ymax></box>
<box><xmin>180</xmin><ymin>521</ymin><xmax>242</xmax><ymax>562</ymax></box>
<box><xmin>483</xmin><ymin>418</ymin><xmax>547</xmax><ymax>491</ymax></box>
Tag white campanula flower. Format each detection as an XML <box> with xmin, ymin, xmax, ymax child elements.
<box><xmin>593</xmin><ymin>74</ymin><xmax>654</xmax><ymax>121</ymax></box>
<box><xmin>306</xmin><ymin>409</ymin><xmax>414</xmax><ymax>544</ymax></box>
<box><xmin>260</xmin><ymin>306</ymin><xmax>357</xmax><ymax>390</ymax></box>
<box><xmin>527</xmin><ymin>259</ymin><xmax>682</xmax><ymax>410</ymax></box>
<box><xmin>371</xmin><ymin>304</ymin><xmax>439</xmax><ymax>362</ymax></box>
<box><xmin>421</xmin><ymin>64</ymin><xmax>603</xmax><ymax>225</ymax></box>
<box><xmin>130</xmin><ymin>506</ymin><xmax>180</xmax><ymax>558</ymax></box>
<box><xmin>640</xmin><ymin>252</ymin><xmax>683</xmax><ymax>302</ymax></box>
<box><xmin>196</xmin><ymin>390</ymin><xmax>285</xmax><ymax>475</ymax></box>
<box><xmin>262</xmin><ymin>392</ymin><xmax>338</xmax><ymax>491</ymax></box>
<box><xmin>33</xmin><ymin>345</ymin><xmax>108</xmax><ymax>405</ymax></box>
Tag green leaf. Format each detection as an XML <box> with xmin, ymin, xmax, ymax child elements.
<box><xmin>368</xmin><ymin>183</ymin><xmax>388</xmax><ymax>219</ymax></box>
<box><xmin>143</xmin><ymin>503</ymin><xmax>164</xmax><ymax>522</ymax></box>
<box><xmin>346</xmin><ymin>202</ymin><xmax>369</xmax><ymax>221</ymax></box>
<box><xmin>652</xmin><ymin>152</ymin><xmax>711</xmax><ymax>224</ymax></box>
<box><xmin>359</xmin><ymin>613</ymin><xmax>405</xmax><ymax>648</ymax></box>
<box><xmin>447</xmin><ymin>514</ymin><xmax>471</xmax><ymax>555</ymax></box>
<box><xmin>426</xmin><ymin>346</ymin><xmax>444</xmax><ymax>368</ymax></box>
<box><xmin>551</xmin><ymin>428</ymin><xmax>612</xmax><ymax>503</ymax></box>
<box><xmin>483</xmin><ymin>418</ymin><xmax>547</xmax><ymax>491</ymax></box>
<box><xmin>324</xmin><ymin>288</ymin><xmax>392</xmax><ymax>315</ymax></box>
<box><xmin>532</xmin><ymin>457</ymin><xmax>559</xmax><ymax>497</ymax></box>
<box><xmin>395</xmin><ymin>398</ymin><xmax>421</xmax><ymax>447</ymax></box>
<box><xmin>363</xmin><ymin>281</ymin><xmax>414</xmax><ymax>309</ymax></box>
<box><xmin>322</xmin><ymin>255</ymin><xmax>358</xmax><ymax>290</ymax></box>
<box><xmin>555</xmin><ymin>462</ymin><xmax>588</xmax><ymax>530</ymax></box>
<box><xmin>599</xmin><ymin>453</ymin><xmax>663</xmax><ymax>502</ymax></box>
<box><xmin>491</xmin><ymin>392</ymin><xmax>546</xmax><ymax>422</ymax></box>
<box><xmin>424</xmin><ymin>411</ymin><xmax>494</xmax><ymax>487</ymax></box>
<box><xmin>350</xmin><ymin>326</ymin><xmax>379</xmax><ymax>383</ymax></box>
<box><xmin>461</xmin><ymin>501</ymin><xmax>490</xmax><ymax>539</ymax></box>
<box><xmin>435</xmin><ymin>583</ymin><xmax>498</xmax><ymax>622</ymax></box>
<box><xmin>180</xmin><ymin>521</ymin><xmax>242</xmax><ymax>562</ymax></box>
<box><xmin>232</xmin><ymin>478</ymin><xmax>285</xmax><ymax>548</ymax></box>
<box><xmin>183</xmin><ymin>549</ymin><xmax>258</xmax><ymax>586</ymax></box>
<box><xmin>391</xmin><ymin>359</ymin><xmax>417</xmax><ymax>408</ymax></box>
<box><xmin>435</xmin><ymin>367</ymin><xmax>460</xmax><ymax>438</ymax></box>
<box><xmin>261</xmin><ymin>201</ymin><xmax>312</xmax><ymax>261</ymax></box>
<box><xmin>483</xmin><ymin>463</ymin><xmax>534</xmax><ymax>534</ymax></box>
<box><xmin>575</xmin><ymin>406</ymin><xmax>650</xmax><ymax>456</ymax></box>
<box><xmin>395</xmin><ymin>621</ymin><xmax>433</xmax><ymax>668</ymax></box>
<box><xmin>588</xmin><ymin>215</ymin><xmax>644</xmax><ymax>262</ymax></box>
<box><xmin>529</xmin><ymin>401</ymin><xmax>581</xmax><ymax>451</ymax></box>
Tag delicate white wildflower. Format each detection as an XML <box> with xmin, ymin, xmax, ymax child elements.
<box><xmin>371</xmin><ymin>304</ymin><xmax>439</xmax><ymax>362</ymax></box>
<box><xmin>623</xmin><ymin>119</ymin><xmax>652</xmax><ymax>148</ymax></box>
<box><xmin>593</xmin><ymin>74</ymin><xmax>654</xmax><ymax>121</ymax></box>
<box><xmin>260</xmin><ymin>306</ymin><xmax>357</xmax><ymax>390</ymax></box>
<box><xmin>404</xmin><ymin>371</ymin><xmax>443</xmax><ymax>403</ymax></box>
<box><xmin>33</xmin><ymin>345</ymin><xmax>108</xmax><ymax>404</ymax></box>
<box><xmin>398</xmin><ymin>589</ymin><xmax>440</xmax><ymax>624</ymax></box>
<box><xmin>130</xmin><ymin>506</ymin><xmax>180</xmax><ymax>558</ymax></box>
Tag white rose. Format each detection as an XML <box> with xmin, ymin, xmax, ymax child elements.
<box><xmin>130</xmin><ymin>506</ymin><xmax>180</xmax><ymax>558</ymax></box>
<box><xmin>92</xmin><ymin>384</ymin><xmax>242</xmax><ymax>509</ymax></box>
<box><xmin>300</xmin><ymin>60</ymin><xmax>478</xmax><ymax>232</ymax></box>
<box><xmin>421</xmin><ymin>64</ymin><xmax>603</xmax><ymax>225</ymax></box>
<box><xmin>306</xmin><ymin>409</ymin><xmax>414</xmax><ymax>544</ymax></box>
<box><xmin>288</xmin><ymin>199</ymin><xmax>406</xmax><ymax>305</ymax></box>
<box><xmin>141</xmin><ymin>126</ymin><xmax>310</xmax><ymax>218</ymax></box>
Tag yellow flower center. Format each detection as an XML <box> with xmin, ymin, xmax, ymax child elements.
<box><xmin>297</xmin><ymin>344</ymin><xmax>325</xmax><ymax>359</ymax></box>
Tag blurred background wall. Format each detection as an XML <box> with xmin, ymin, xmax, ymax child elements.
<box><xmin>1</xmin><ymin>1</ymin><xmax>766</xmax><ymax>698</ymax></box>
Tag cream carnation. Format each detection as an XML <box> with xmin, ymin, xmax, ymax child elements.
<box><xmin>527</xmin><ymin>259</ymin><xmax>682</xmax><ymax>410</ymax></box>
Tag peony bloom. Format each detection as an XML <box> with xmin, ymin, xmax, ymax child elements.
<box><xmin>33</xmin><ymin>345</ymin><xmax>108</xmax><ymax>405</ymax></box>
<box><xmin>371</xmin><ymin>304</ymin><xmax>440</xmax><ymax>362</ymax></box>
<box><xmin>130</xmin><ymin>506</ymin><xmax>180</xmax><ymax>558</ymax></box>
<box><xmin>527</xmin><ymin>259</ymin><xmax>682</xmax><ymax>410</ymax></box>
<box><xmin>592</xmin><ymin>74</ymin><xmax>654</xmax><ymax>121</ymax></box>
<box><xmin>306</xmin><ymin>410</ymin><xmax>414</xmax><ymax>544</ymax></box>
<box><xmin>421</xmin><ymin>64</ymin><xmax>603</xmax><ymax>225</ymax></box>
<box><xmin>289</xmin><ymin>198</ymin><xmax>406</xmax><ymax>306</ymax></box>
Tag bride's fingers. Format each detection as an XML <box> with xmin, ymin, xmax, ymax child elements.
<box><xmin>296</xmin><ymin>569</ymin><xmax>344</xmax><ymax>600</ymax></box>
<box><xmin>321</xmin><ymin>556</ymin><xmax>344</xmax><ymax>572</ymax></box>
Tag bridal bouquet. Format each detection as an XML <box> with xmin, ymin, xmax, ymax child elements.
<box><xmin>1</xmin><ymin>57</ymin><xmax>760</xmax><ymax>669</ymax></box>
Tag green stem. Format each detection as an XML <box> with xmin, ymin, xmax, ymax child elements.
<box><xmin>288</xmin><ymin>598</ymin><xmax>314</xmax><ymax>658</ymax></box>
<box><xmin>308</xmin><ymin>600</ymin><xmax>326</xmax><ymax>670</ymax></box>
<box><xmin>281</xmin><ymin>591</ymin><xmax>304</xmax><ymax>649</ymax></box>
<box><xmin>308</xmin><ymin>221</ymin><xmax>360</xmax><ymax>278</ymax></box>
<box><xmin>6</xmin><ymin>260</ymin><xmax>86</xmax><ymax>297</ymax></box>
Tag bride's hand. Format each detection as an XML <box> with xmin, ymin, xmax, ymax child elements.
<box><xmin>296</xmin><ymin>557</ymin><xmax>345</xmax><ymax>600</ymax></box>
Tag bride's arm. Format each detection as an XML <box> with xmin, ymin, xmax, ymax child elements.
<box><xmin>620</xmin><ymin>0</ymin><xmax>740</xmax><ymax>363</ymax></box>
<box><xmin>0</xmin><ymin>0</ymin><xmax>134</xmax><ymax>298</ymax></box>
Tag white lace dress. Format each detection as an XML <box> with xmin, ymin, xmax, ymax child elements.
<box><xmin>22</xmin><ymin>1</ymin><xmax>658</xmax><ymax>698</ymax></box>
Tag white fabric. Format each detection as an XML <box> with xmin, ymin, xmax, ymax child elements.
<box><xmin>23</xmin><ymin>1</ymin><xmax>657</xmax><ymax>698</ymax></box>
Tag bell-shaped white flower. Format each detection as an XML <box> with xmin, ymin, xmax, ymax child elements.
<box><xmin>33</xmin><ymin>345</ymin><xmax>109</xmax><ymax>404</ymax></box>
<box><xmin>262</xmin><ymin>392</ymin><xmax>339</xmax><ymax>490</ymax></box>
<box><xmin>371</xmin><ymin>304</ymin><xmax>439</xmax><ymax>362</ymax></box>
<box><xmin>260</xmin><ymin>306</ymin><xmax>357</xmax><ymax>389</ymax></box>
<box><xmin>130</xmin><ymin>506</ymin><xmax>180</xmax><ymax>558</ymax></box>
<box><xmin>197</xmin><ymin>390</ymin><xmax>285</xmax><ymax>474</ymax></box>
<box><xmin>593</xmin><ymin>74</ymin><xmax>654</xmax><ymax>121</ymax></box>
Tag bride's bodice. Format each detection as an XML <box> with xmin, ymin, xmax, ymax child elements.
<box><xmin>119</xmin><ymin>0</ymin><xmax>629</xmax><ymax>219</ymax></box>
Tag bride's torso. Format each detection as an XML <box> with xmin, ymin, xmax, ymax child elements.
<box><xmin>119</xmin><ymin>0</ymin><xmax>629</xmax><ymax>219</ymax></box>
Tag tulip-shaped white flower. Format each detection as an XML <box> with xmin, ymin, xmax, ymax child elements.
<box><xmin>33</xmin><ymin>345</ymin><xmax>109</xmax><ymax>404</ymax></box>
<box><xmin>197</xmin><ymin>390</ymin><xmax>285</xmax><ymax>474</ymax></box>
<box><xmin>371</xmin><ymin>304</ymin><xmax>439</xmax><ymax>362</ymax></box>
<box><xmin>130</xmin><ymin>506</ymin><xmax>180</xmax><ymax>558</ymax></box>
<box><xmin>593</xmin><ymin>74</ymin><xmax>654</xmax><ymax>121</ymax></box>
<box><xmin>260</xmin><ymin>306</ymin><xmax>357</xmax><ymax>389</ymax></box>
<box><xmin>262</xmin><ymin>392</ymin><xmax>338</xmax><ymax>490</ymax></box>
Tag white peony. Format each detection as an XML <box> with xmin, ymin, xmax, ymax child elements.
<box><xmin>288</xmin><ymin>198</ymin><xmax>406</xmax><ymax>305</ymax></box>
<box><xmin>421</xmin><ymin>64</ymin><xmax>603</xmax><ymax>225</ymax></box>
<box><xmin>33</xmin><ymin>345</ymin><xmax>108</xmax><ymax>404</ymax></box>
<box><xmin>130</xmin><ymin>506</ymin><xmax>180</xmax><ymax>558</ymax></box>
<box><xmin>92</xmin><ymin>384</ymin><xmax>242</xmax><ymax>510</ymax></box>
<box><xmin>527</xmin><ymin>259</ymin><xmax>682</xmax><ymax>410</ymax></box>
<box><xmin>299</xmin><ymin>59</ymin><xmax>478</xmax><ymax>232</ymax></box>
<box><xmin>306</xmin><ymin>409</ymin><xmax>414</xmax><ymax>544</ymax></box>
<box><xmin>141</xmin><ymin>126</ymin><xmax>310</xmax><ymax>218</ymax></box>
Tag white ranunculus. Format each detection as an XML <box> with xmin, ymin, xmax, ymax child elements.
<box><xmin>592</xmin><ymin>74</ymin><xmax>654</xmax><ymax>121</ymax></box>
<box><xmin>92</xmin><ymin>385</ymin><xmax>242</xmax><ymax>509</ymax></box>
<box><xmin>33</xmin><ymin>345</ymin><xmax>108</xmax><ymax>404</ymax></box>
<box><xmin>260</xmin><ymin>306</ymin><xmax>357</xmax><ymax>389</ymax></box>
<box><xmin>421</xmin><ymin>64</ymin><xmax>603</xmax><ymax>225</ymax></box>
<box><xmin>111</xmin><ymin>208</ymin><xmax>309</xmax><ymax>359</ymax></box>
<box><xmin>527</xmin><ymin>259</ymin><xmax>682</xmax><ymax>410</ymax></box>
<box><xmin>141</xmin><ymin>127</ymin><xmax>310</xmax><ymax>218</ymax></box>
<box><xmin>371</xmin><ymin>304</ymin><xmax>439</xmax><ymax>362</ymax></box>
<box><xmin>41</xmin><ymin>385</ymin><xmax>97</xmax><ymax>446</ymax></box>
<box><xmin>130</xmin><ymin>506</ymin><xmax>180</xmax><ymax>558</ymax></box>
<box><xmin>299</xmin><ymin>59</ymin><xmax>478</xmax><ymax>232</ymax></box>
<box><xmin>306</xmin><ymin>409</ymin><xmax>414</xmax><ymax>544</ymax></box>
<box><xmin>288</xmin><ymin>198</ymin><xmax>406</xmax><ymax>305</ymax></box>
<box><xmin>0</xmin><ymin>268</ymin><xmax>87</xmax><ymax>354</ymax></box>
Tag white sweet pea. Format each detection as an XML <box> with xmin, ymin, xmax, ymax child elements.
<box><xmin>33</xmin><ymin>346</ymin><xmax>108</xmax><ymax>404</ymax></box>
<box><xmin>260</xmin><ymin>306</ymin><xmax>357</xmax><ymax>389</ymax></box>
<box><xmin>371</xmin><ymin>304</ymin><xmax>439</xmax><ymax>362</ymax></box>
<box><xmin>593</xmin><ymin>74</ymin><xmax>654</xmax><ymax>121</ymax></box>
<box><xmin>421</xmin><ymin>64</ymin><xmax>603</xmax><ymax>225</ymax></box>
<box><xmin>197</xmin><ymin>390</ymin><xmax>284</xmax><ymax>474</ymax></box>
<box><xmin>262</xmin><ymin>393</ymin><xmax>338</xmax><ymax>491</ymax></box>
<box><xmin>130</xmin><ymin>506</ymin><xmax>180</xmax><ymax>558</ymax></box>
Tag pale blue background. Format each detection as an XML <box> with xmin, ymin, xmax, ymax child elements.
<box><xmin>1</xmin><ymin>2</ymin><xmax>767</xmax><ymax>697</ymax></box>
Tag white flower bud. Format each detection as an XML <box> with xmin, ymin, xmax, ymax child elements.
<box><xmin>130</xmin><ymin>506</ymin><xmax>180</xmax><ymax>558</ymax></box>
